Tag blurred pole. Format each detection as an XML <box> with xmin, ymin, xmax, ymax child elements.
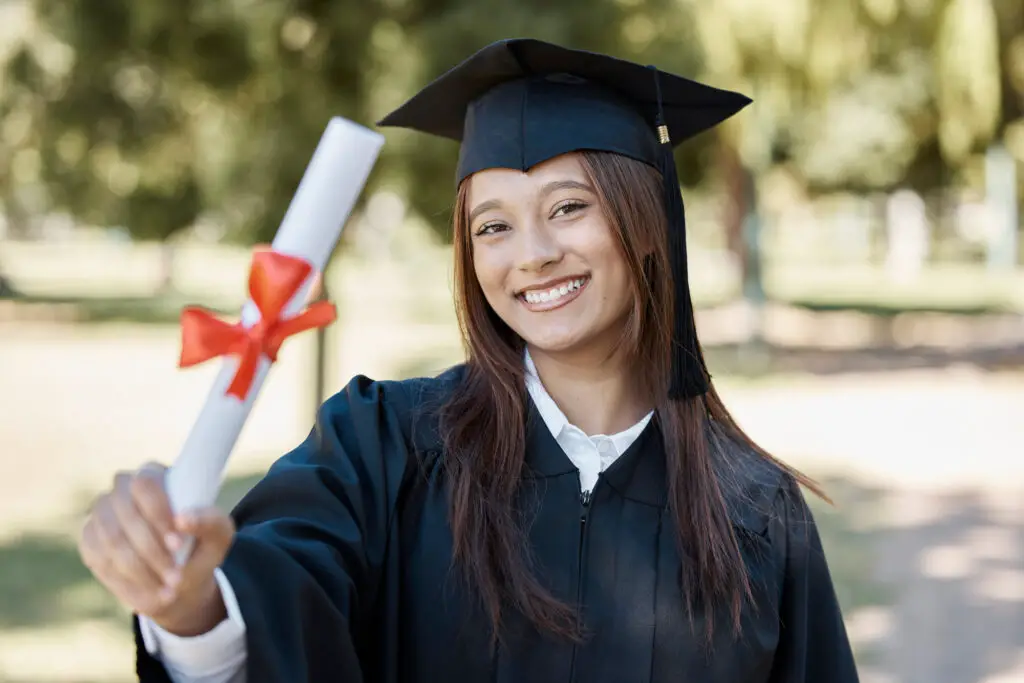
<box><xmin>309</xmin><ymin>270</ymin><xmax>330</xmax><ymax>414</ymax></box>
<box><xmin>721</xmin><ymin>140</ymin><xmax>767</xmax><ymax>371</ymax></box>
<box><xmin>984</xmin><ymin>145</ymin><xmax>1018</xmax><ymax>271</ymax></box>
<box><xmin>741</xmin><ymin>169</ymin><xmax>765</xmax><ymax>338</ymax></box>
<box><xmin>737</xmin><ymin>83</ymin><xmax>772</xmax><ymax>348</ymax></box>
<box><xmin>158</xmin><ymin>243</ymin><xmax>177</xmax><ymax>295</ymax></box>
<box><xmin>885</xmin><ymin>190</ymin><xmax>929</xmax><ymax>283</ymax></box>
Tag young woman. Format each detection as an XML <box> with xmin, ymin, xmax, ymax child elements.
<box><xmin>78</xmin><ymin>39</ymin><xmax>859</xmax><ymax>683</ymax></box>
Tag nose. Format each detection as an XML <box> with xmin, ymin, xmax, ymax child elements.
<box><xmin>515</xmin><ymin>222</ymin><xmax>563</xmax><ymax>273</ymax></box>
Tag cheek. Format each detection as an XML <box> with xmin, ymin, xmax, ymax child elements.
<box><xmin>591</xmin><ymin>241</ymin><xmax>634</xmax><ymax>311</ymax></box>
<box><xmin>604</xmin><ymin>262</ymin><xmax>634</xmax><ymax>310</ymax></box>
<box><xmin>472</xmin><ymin>249</ymin><xmax>508</xmax><ymax>301</ymax></box>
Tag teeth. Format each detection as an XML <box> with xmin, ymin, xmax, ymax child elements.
<box><xmin>523</xmin><ymin>278</ymin><xmax>587</xmax><ymax>305</ymax></box>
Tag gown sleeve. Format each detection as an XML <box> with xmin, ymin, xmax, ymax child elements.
<box><xmin>766</xmin><ymin>478</ymin><xmax>861</xmax><ymax>683</ymax></box>
<box><xmin>134</xmin><ymin>374</ymin><xmax>422</xmax><ymax>683</ymax></box>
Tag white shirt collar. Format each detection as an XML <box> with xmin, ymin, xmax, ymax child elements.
<box><xmin>524</xmin><ymin>349</ymin><xmax>653</xmax><ymax>493</ymax></box>
<box><xmin>524</xmin><ymin>350</ymin><xmax>570</xmax><ymax>439</ymax></box>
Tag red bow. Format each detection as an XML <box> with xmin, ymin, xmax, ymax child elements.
<box><xmin>178</xmin><ymin>249</ymin><xmax>336</xmax><ymax>400</ymax></box>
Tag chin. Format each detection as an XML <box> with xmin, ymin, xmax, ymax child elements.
<box><xmin>517</xmin><ymin>323</ymin><xmax>596</xmax><ymax>355</ymax></box>
<box><xmin>515</xmin><ymin>312</ymin><xmax>630</xmax><ymax>361</ymax></box>
<box><xmin>522</xmin><ymin>335</ymin><xmax>583</xmax><ymax>354</ymax></box>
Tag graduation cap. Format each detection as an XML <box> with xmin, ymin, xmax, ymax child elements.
<box><xmin>378</xmin><ymin>38</ymin><xmax>751</xmax><ymax>400</ymax></box>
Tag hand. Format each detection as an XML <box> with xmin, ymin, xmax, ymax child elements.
<box><xmin>77</xmin><ymin>462</ymin><xmax>236</xmax><ymax>636</ymax></box>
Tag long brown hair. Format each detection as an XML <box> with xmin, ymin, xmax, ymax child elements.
<box><xmin>438</xmin><ymin>150</ymin><xmax>826</xmax><ymax>645</ymax></box>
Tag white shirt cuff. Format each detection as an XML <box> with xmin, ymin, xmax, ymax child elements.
<box><xmin>139</xmin><ymin>567</ymin><xmax>247</xmax><ymax>679</ymax></box>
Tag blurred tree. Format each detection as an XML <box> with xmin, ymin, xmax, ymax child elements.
<box><xmin>682</xmin><ymin>0</ymin><xmax>1024</xmax><ymax>195</ymax></box>
<box><xmin>685</xmin><ymin>0</ymin><xmax>932</xmax><ymax>193</ymax></box>
<box><xmin>2</xmin><ymin>0</ymin><xmax>260</xmax><ymax>289</ymax></box>
<box><xmin>994</xmin><ymin>0</ymin><xmax>1024</xmax><ymax>205</ymax></box>
<box><xmin>0</xmin><ymin>0</ymin><xmax>718</xmax><ymax>250</ymax></box>
<box><xmin>934</xmin><ymin>0</ymin><xmax>1001</xmax><ymax>159</ymax></box>
<box><xmin>673</xmin><ymin>0</ymin><xmax>1024</xmax><ymax>301</ymax></box>
<box><xmin>0</xmin><ymin>0</ymin><xmax>386</xmax><ymax>272</ymax></box>
<box><xmin>2</xmin><ymin>0</ymin><xmax>1019</xmax><ymax>257</ymax></box>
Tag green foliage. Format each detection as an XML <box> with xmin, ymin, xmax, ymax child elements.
<box><xmin>0</xmin><ymin>0</ymin><xmax>1021</xmax><ymax>244</ymax></box>
<box><xmin>686</xmin><ymin>0</ymin><xmax>1024</xmax><ymax>191</ymax></box>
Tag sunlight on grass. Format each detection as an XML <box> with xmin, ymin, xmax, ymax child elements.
<box><xmin>766</xmin><ymin>263</ymin><xmax>1024</xmax><ymax>312</ymax></box>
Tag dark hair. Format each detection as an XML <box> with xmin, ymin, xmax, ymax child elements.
<box><xmin>438</xmin><ymin>150</ymin><xmax>826</xmax><ymax>645</ymax></box>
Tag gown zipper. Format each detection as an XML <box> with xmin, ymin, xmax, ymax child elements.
<box><xmin>577</xmin><ymin>483</ymin><xmax>593</xmax><ymax>598</ymax></box>
<box><xmin>569</xmin><ymin>481</ymin><xmax>595</xmax><ymax>681</ymax></box>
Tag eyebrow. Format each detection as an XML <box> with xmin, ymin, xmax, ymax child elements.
<box><xmin>539</xmin><ymin>179</ymin><xmax>595</xmax><ymax>197</ymax></box>
<box><xmin>468</xmin><ymin>199</ymin><xmax>502</xmax><ymax>225</ymax></box>
<box><xmin>467</xmin><ymin>179</ymin><xmax>596</xmax><ymax>225</ymax></box>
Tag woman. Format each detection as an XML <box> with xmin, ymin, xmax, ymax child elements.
<box><xmin>78</xmin><ymin>39</ymin><xmax>859</xmax><ymax>683</ymax></box>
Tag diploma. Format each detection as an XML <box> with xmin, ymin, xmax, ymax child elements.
<box><xmin>165</xmin><ymin>117</ymin><xmax>385</xmax><ymax>524</ymax></box>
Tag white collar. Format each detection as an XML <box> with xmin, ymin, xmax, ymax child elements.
<box><xmin>523</xmin><ymin>349</ymin><xmax>653</xmax><ymax>449</ymax></box>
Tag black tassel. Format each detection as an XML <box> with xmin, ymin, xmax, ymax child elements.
<box><xmin>649</xmin><ymin>66</ymin><xmax>710</xmax><ymax>400</ymax></box>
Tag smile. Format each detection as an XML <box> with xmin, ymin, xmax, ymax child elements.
<box><xmin>517</xmin><ymin>276</ymin><xmax>589</xmax><ymax>311</ymax></box>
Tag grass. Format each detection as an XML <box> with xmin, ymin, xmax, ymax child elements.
<box><xmin>0</xmin><ymin>471</ymin><xmax>283</xmax><ymax>683</ymax></box>
<box><xmin>764</xmin><ymin>262</ymin><xmax>1024</xmax><ymax>314</ymax></box>
<box><xmin>0</xmin><ymin>472</ymin><xmax>266</xmax><ymax>636</ymax></box>
<box><xmin>0</xmin><ymin>291</ymin><xmax>239</xmax><ymax>325</ymax></box>
<box><xmin>0</xmin><ymin>531</ymin><xmax>119</xmax><ymax>631</ymax></box>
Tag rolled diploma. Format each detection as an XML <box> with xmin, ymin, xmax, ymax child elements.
<box><xmin>165</xmin><ymin>117</ymin><xmax>384</xmax><ymax>524</ymax></box>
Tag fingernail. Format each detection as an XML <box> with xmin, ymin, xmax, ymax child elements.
<box><xmin>159</xmin><ymin>586</ymin><xmax>176</xmax><ymax>603</ymax></box>
<box><xmin>163</xmin><ymin>569</ymin><xmax>181</xmax><ymax>587</ymax></box>
<box><xmin>164</xmin><ymin>533</ymin><xmax>181</xmax><ymax>551</ymax></box>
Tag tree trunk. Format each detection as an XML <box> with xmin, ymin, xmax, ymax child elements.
<box><xmin>719</xmin><ymin>142</ymin><xmax>748</xmax><ymax>279</ymax></box>
<box><xmin>156</xmin><ymin>242</ymin><xmax>176</xmax><ymax>295</ymax></box>
<box><xmin>719</xmin><ymin>141</ymin><xmax>767</xmax><ymax>351</ymax></box>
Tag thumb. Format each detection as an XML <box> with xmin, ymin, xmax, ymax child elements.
<box><xmin>138</xmin><ymin>461</ymin><xmax>168</xmax><ymax>478</ymax></box>
<box><xmin>174</xmin><ymin>508</ymin><xmax>235</xmax><ymax>572</ymax></box>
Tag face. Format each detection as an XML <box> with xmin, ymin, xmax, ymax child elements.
<box><xmin>466</xmin><ymin>153</ymin><xmax>634</xmax><ymax>358</ymax></box>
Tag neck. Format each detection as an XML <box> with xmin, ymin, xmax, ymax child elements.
<box><xmin>527</xmin><ymin>343</ymin><xmax>651</xmax><ymax>436</ymax></box>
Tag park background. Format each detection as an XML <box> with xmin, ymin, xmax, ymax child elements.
<box><xmin>0</xmin><ymin>0</ymin><xmax>1022</xmax><ymax>681</ymax></box>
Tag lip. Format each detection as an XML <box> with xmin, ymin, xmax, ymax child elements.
<box><xmin>515</xmin><ymin>275</ymin><xmax>589</xmax><ymax>296</ymax></box>
<box><xmin>516</xmin><ymin>275</ymin><xmax>590</xmax><ymax>313</ymax></box>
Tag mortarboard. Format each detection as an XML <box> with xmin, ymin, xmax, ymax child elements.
<box><xmin>378</xmin><ymin>38</ymin><xmax>752</xmax><ymax>401</ymax></box>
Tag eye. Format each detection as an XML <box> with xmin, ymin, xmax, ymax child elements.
<box><xmin>474</xmin><ymin>221</ymin><xmax>509</xmax><ymax>237</ymax></box>
<box><xmin>551</xmin><ymin>200</ymin><xmax>589</xmax><ymax>219</ymax></box>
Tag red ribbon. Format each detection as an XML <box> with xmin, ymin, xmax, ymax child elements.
<box><xmin>178</xmin><ymin>249</ymin><xmax>336</xmax><ymax>400</ymax></box>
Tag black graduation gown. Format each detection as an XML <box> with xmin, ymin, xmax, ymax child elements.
<box><xmin>135</xmin><ymin>365</ymin><xmax>859</xmax><ymax>682</ymax></box>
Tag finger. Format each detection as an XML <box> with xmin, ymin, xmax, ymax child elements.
<box><xmin>78</xmin><ymin>512</ymin><xmax>110</xmax><ymax>579</ymax></box>
<box><xmin>94</xmin><ymin>497</ymin><xmax>165</xmax><ymax>595</ymax></box>
<box><xmin>81</xmin><ymin>501</ymin><xmax>178</xmax><ymax>616</ymax></box>
<box><xmin>82</xmin><ymin>505</ymin><xmax>165</xmax><ymax>614</ymax></box>
<box><xmin>130</xmin><ymin>466</ymin><xmax>176</xmax><ymax>547</ymax></box>
<box><xmin>112</xmin><ymin>474</ymin><xmax>178</xmax><ymax>584</ymax></box>
<box><xmin>134</xmin><ymin>463</ymin><xmax>187</xmax><ymax>554</ymax></box>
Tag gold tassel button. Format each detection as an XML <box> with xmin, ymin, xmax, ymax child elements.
<box><xmin>657</xmin><ymin>124</ymin><xmax>670</xmax><ymax>144</ymax></box>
